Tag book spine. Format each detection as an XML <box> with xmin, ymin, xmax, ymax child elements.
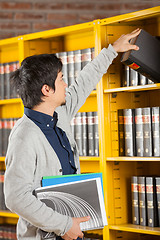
<box><xmin>124</xmin><ymin>65</ymin><xmax>130</xmax><ymax>87</ymax></box>
<box><xmin>4</xmin><ymin>63</ymin><xmax>10</xmax><ymax>99</ymax></box>
<box><xmin>67</xmin><ymin>51</ymin><xmax>75</xmax><ymax>86</ymax></box>
<box><xmin>142</xmin><ymin>107</ymin><xmax>152</xmax><ymax>157</ymax></box>
<box><xmin>156</xmin><ymin>177</ymin><xmax>160</xmax><ymax>226</ymax></box>
<box><xmin>152</xmin><ymin>107</ymin><xmax>160</xmax><ymax>156</ymax></box>
<box><xmin>81</xmin><ymin>112</ymin><xmax>88</xmax><ymax>156</ymax></box>
<box><xmin>138</xmin><ymin>176</ymin><xmax>147</xmax><ymax>226</ymax></box>
<box><xmin>0</xmin><ymin>119</ymin><xmax>2</xmax><ymax>156</ymax></box>
<box><xmin>0</xmin><ymin>64</ymin><xmax>4</xmax><ymax>100</ymax></box>
<box><xmin>75</xmin><ymin>112</ymin><xmax>83</xmax><ymax>156</ymax></box>
<box><xmin>59</xmin><ymin>52</ymin><xmax>68</xmax><ymax>86</ymax></box>
<box><xmin>74</xmin><ymin>50</ymin><xmax>81</xmax><ymax>79</ymax></box>
<box><xmin>10</xmin><ymin>61</ymin><xmax>18</xmax><ymax>98</ymax></box>
<box><xmin>81</xmin><ymin>48</ymin><xmax>91</xmax><ymax>69</ymax></box>
<box><xmin>0</xmin><ymin>171</ymin><xmax>5</xmax><ymax>210</ymax></box>
<box><xmin>131</xmin><ymin>176</ymin><xmax>140</xmax><ymax>225</ymax></box>
<box><xmin>91</xmin><ymin>47</ymin><xmax>95</xmax><ymax>60</ymax></box>
<box><xmin>123</xmin><ymin>108</ymin><xmax>135</xmax><ymax>156</ymax></box>
<box><xmin>139</xmin><ymin>73</ymin><xmax>147</xmax><ymax>85</ymax></box>
<box><xmin>130</xmin><ymin>68</ymin><xmax>138</xmax><ymax>86</ymax></box>
<box><xmin>93</xmin><ymin>112</ymin><xmax>99</xmax><ymax>156</ymax></box>
<box><xmin>135</xmin><ymin>108</ymin><xmax>143</xmax><ymax>156</ymax></box>
<box><xmin>146</xmin><ymin>177</ymin><xmax>158</xmax><ymax>227</ymax></box>
<box><xmin>118</xmin><ymin>109</ymin><xmax>125</xmax><ymax>156</ymax></box>
<box><xmin>87</xmin><ymin>112</ymin><xmax>95</xmax><ymax>156</ymax></box>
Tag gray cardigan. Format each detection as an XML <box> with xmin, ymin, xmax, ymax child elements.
<box><xmin>4</xmin><ymin>45</ymin><xmax>117</xmax><ymax>240</ymax></box>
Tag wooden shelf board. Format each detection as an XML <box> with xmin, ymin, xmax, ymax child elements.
<box><xmin>107</xmin><ymin>157</ymin><xmax>160</xmax><ymax>161</ymax></box>
<box><xmin>79</xmin><ymin>156</ymin><xmax>100</xmax><ymax>161</ymax></box>
<box><xmin>0</xmin><ymin>157</ymin><xmax>5</xmax><ymax>162</ymax></box>
<box><xmin>0</xmin><ymin>98</ymin><xmax>22</xmax><ymax>106</ymax></box>
<box><xmin>109</xmin><ymin>224</ymin><xmax>160</xmax><ymax>235</ymax></box>
<box><xmin>0</xmin><ymin>211</ymin><xmax>18</xmax><ymax>219</ymax></box>
<box><xmin>104</xmin><ymin>84</ymin><xmax>160</xmax><ymax>94</ymax></box>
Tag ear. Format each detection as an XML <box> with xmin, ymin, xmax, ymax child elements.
<box><xmin>41</xmin><ymin>84</ymin><xmax>53</xmax><ymax>96</ymax></box>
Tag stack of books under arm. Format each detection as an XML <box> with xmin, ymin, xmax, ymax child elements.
<box><xmin>71</xmin><ymin>111</ymin><xmax>99</xmax><ymax>156</ymax></box>
<box><xmin>34</xmin><ymin>173</ymin><xmax>107</xmax><ymax>239</ymax></box>
<box><xmin>0</xmin><ymin>118</ymin><xmax>19</xmax><ymax>156</ymax></box>
<box><xmin>0</xmin><ymin>61</ymin><xmax>19</xmax><ymax>100</ymax></box>
<box><xmin>131</xmin><ymin>175</ymin><xmax>160</xmax><ymax>228</ymax></box>
<box><xmin>56</xmin><ymin>47</ymin><xmax>95</xmax><ymax>87</ymax></box>
<box><xmin>0</xmin><ymin>224</ymin><xmax>17</xmax><ymax>239</ymax></box>
<box><xmin>118</xmin><ymin>107</ymin><xmax>160</xmax><ymax>157</ymax></box>
<box><xmin>121</xmin><ymin>29</ymin><xmax>160</xmax><ymax>85</ymax></box>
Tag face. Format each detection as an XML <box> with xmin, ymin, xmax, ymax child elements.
<box><xmin>52</xmin><ymin>71</ymin><xmax>67</xmax><ymax>107</ymax></box>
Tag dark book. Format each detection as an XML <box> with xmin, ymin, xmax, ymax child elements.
<box><xmin>10</xmin><ymin>62</ymin><xmax>18</xmax><ymax>98</ymax></box>
<box><xmin>151</xmin><ymin>107</ymin><xmax>160</xmax><ymax>156</ymax></box>
<box><xmin>130</xmin><ymin>68</ymin><xmax>138</xmax><ymax>86</ymax></box>
<box><xmin>131</xmin><ymin>176</ymin><xmax>139</xmax><ymax>225</ymax></box>
<box><xmin>67</xmin><ymin>51</ymin><xmax>75</xmax><ymax>86</ymax></box>
<box><xmin>0</xmin><ymin>119</ymin><xmax>2</xmax><ymax>156</ymax></box>
<box><xmin>87</xmin><ymin>112</ymin><xmax>95</xmax><ymax>156</ymax></box>
<box><xmin>59</xmin><ymin>52</ymin><xmax>68</xmax><ymax>86</ymax></box>
<box><xmin>0</xmin><ymin>171</ymin><xmax>5</xmax><ymax>210</ymax></box>
<box><xmin>3</xmin><ymin>62</ymin><xmax>10</xmax><ymax>99</ymax></box>
<box><xmin>118</xmin><ymin>109</ymin><xmax>125</xmax><ymax>156</ymax></box>
<box><xmin>138</xmin><ymin>176</ymin><xmax>147</xmax><ymax>226</ymax></box>
<box><xmin>155</xmin><ymin>177</ymin><xmax>160</xmax><ymax>226</ymax></box>
<box><xmin>74</xmin><ymin>49</ymin><xmax>81</xmax><ymax>79</ymax></box>
<box><xmin>123</xmin><ymin>108</ymin><xmax>135</xmax><ymax>156</ymax></box>
<box><xmin>135</xmin><ymin>108</ymin><xmax>143</xmax><ymax>156</ymax></box>
<box><xmin>35</xmin><ymin>177</ymin><xmax>107</xmax><ymax>238</ymax></box>
<box><xmin>81</xmin><ymin>112</ymin><xmax>88</xmax><ymax>156</ymax></box>
<box><xmin>123</xmin><ymin>65</ymin><xmax>130</xmax><ymax>87</ymax></box>
<box><xmin>139</xmin><ymin>73</ymin><xmax>147</xmax><ymax>85</ymax></box>
<box><xmin>142</xmin><ymin>107</ymin><xmax>152</xmax><ymax>157</ymax></box>
<box><xmin>121</xmin><ymin>29</ymin><xmax>160</xmax><ymax>83</ymax></box>
<box><xmin>0</xmin><ymin>64</ymin><xmax>4</xmax><ymax>100</ymax></box>
<box><xmin>146</xmin><ymin>177</ymin><xmax>158</xmax><ymax>227</ymax></box>
<box><xmin>93</xmin><ymin>112</ymin><xmax>99</xmax><ymax>156</ymax></box>
<box><xmin>75</xmin><ymin>112</ymin><xmax>83</xmax><ymax>156</ymax></box>
<box><xmin>81</xmin><ymin>48</ymin><xmax>92</xmax><ymax>69</ymax></box>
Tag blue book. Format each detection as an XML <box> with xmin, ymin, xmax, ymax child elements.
<box><xmin>42</xmin><ymin>172</ymin><xmax>103</xmax><ymax>193</ymax></box>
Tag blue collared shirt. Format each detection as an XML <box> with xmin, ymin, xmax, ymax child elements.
<box><xmin>24</xmin><ymin>107</ymin><xmax>77</xmax><ymax>175</ymax></box>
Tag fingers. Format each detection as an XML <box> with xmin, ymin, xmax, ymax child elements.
<box><xmin>127</xmin><ymin>28</ymin><xmax>141</xmax><ymax>40</ymax></box>
<box><xmin>77</xmin><ymin>216</ymin><xmax>90</xmax><ymax>223</ymax></box>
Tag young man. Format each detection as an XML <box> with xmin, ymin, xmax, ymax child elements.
<box><xmin>4</xmin><ymin>29</ymin><xmax>141</xmax><ymax>240</ymax></box>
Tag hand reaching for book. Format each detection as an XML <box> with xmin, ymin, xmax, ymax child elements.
<box><xmin>62</xmin><ymin>216</ymin><xmax>90</xmax><ymax>240</ymax></box>
<box><xmin>112</xmin><ymin>28</ymin><xmax>141</xmax><ymax>53</ymax></box>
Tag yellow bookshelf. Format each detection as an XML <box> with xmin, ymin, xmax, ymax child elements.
<box><xmin>0</xmin><ymin>6</ymin><xmax>160</xmax><ymax>240</ymax></box>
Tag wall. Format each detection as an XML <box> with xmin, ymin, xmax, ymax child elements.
<box><xmin>0</xmin><ymin>0</ymin><xmax>159</xmax><ymax>39</ymax></box>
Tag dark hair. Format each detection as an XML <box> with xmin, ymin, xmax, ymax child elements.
<box><xmin>11</xmin><ymin>54</ymin><xmax>62</xmax><ymax>109</ymax></box>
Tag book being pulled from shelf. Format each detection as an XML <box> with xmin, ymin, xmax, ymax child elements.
<box><xmin>121</xmin><ymin>29</ymin><xmax>160</xmax><ymax>83</ymax></box>
<box><xmin>35</xmin><ymin>173</ymin><xmax>107</xmax><ymax>239</ymax></box>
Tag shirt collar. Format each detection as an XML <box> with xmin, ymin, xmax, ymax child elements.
<box><xmin>24</xmin><ymin>107</ymin><xmax>58</xmax><ymax>128</ymax></box>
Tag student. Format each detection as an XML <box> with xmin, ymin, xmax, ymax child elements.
<box><xmin>4</xmin><ymin>29</ymin><xmax>141</xmax><ymax>240</ymax></box>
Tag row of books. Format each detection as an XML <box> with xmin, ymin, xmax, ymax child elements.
<box><xmin>0</xmin><ymin>118</ymin><xmax>19</xmax><ymax>156</ymax></box>
<box><xmin>56</xmin><ymin>47</ymin><xmax>95</xmax><ymax>87</ymax></box>
<box><xmin>131</xmin><ymin>175</ymin><xmax>160</xmax><ymax>227</ymax></box>
<box><xmin>70</xmin><ymin>112</ymin><xmax>99</xmax><ymax>156</ymax></box>
<box><xmin>0</xmin><ymin>225</ymin><xmax>17</xmax><ymax>239</ymax></box>
<box><xmin>0</xmin><ymin>61</ymin><xmax>19</xmax><ymax>100</ymax></box>
<box><xmin>122</xmin><ymin>65</ymin><xmax>154</xmax><ymax>87</ymax></box>
<box><xmin>118</xmin><ymin>107</ymin><xmax>160</xmax><ymax>157</ymax></box>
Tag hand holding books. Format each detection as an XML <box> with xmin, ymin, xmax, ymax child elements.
<box><xmin>62</xmin><ymin>216</ymin><xmax>90</xmax><ymax>240</ymax></box>
<box><xmin>112</xmin><ymin>28</ymin><xmax>141</xmax><ymax>53</ymax></box>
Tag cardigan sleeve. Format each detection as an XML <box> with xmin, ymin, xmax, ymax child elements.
<box><xmin>64</xmin><ymin>44</ymin><xmax>118</xmax><ymax>121</ymax></box>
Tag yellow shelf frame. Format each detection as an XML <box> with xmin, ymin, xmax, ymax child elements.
<box><xmin>0</xmin><ymin>5</ymin><xmax>160</xmax><ymax>240</ymax></box>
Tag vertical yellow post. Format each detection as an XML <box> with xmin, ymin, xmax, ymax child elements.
<box><xmin>94</xmin><ymin>20</ymin><xmax>110</xmax><ymax>240</ymax></box>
